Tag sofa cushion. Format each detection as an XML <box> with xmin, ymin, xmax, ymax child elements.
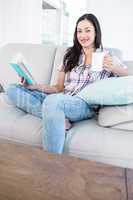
<box><xmin>0</xmin><ymin>43</ymin><xmax>56</xmax><ymax>89</ymax></box>
<box><xmin>0</xmin><ymin>106</ymin><xmax>42</xmax><ymax>146</ymax></box>
<box><xmin>64</xmin><ymin>119</ymin><xmax>133</xmax><ymax>168</ymax></box>
<box><xmin>124</xmin><ymin>61</ymin><xmax>133</xmax><ymax>75</ymax></box>
<box><xmin>77</xmin><ymin>76</ymin><xmax>133</xmax><ymax>105</ymax></box>
<box><xmin>0</xmin><ymin>104</ymin><xmax>133</xmax><ymax>168</ymax></box>
<box><xmin>0</xmin><ymin>93</ymin><xmax>15</xmax><ymax>106</ymax></box>
<box><xmin>98</xmin><ymin>104</ymin><xmax>133</xmax><ymax>127</ymax></box>
<box><xmin>112</xmin><ymin>121</ymin><xmax>133</xmax><ymax>131</ymax></box>
<box><xmin>105</xmin><ymin>48</ymin><xmax>123</xmax><ymax>60</ymax></box>
<box><xmin>50</xmin><ymin>46</ymin><xmax>67</xmax><ymax>86</ymax></box>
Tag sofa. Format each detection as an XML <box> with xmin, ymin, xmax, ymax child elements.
<box><xmin>0</xmin><ymin>43</ymin><xmax>133</xmax><ymax>169</ymax></box>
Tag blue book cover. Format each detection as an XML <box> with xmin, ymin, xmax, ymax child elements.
<box><xmin>10</xmin><ymin>54</ymin><xmax>36</xmax><ymax>85</ymax></box>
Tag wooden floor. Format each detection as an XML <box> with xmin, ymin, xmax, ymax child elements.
<box><xmin>0</xmin><ymin>140</ymin><xmax>132</xmax><ymax>200</ymax></box>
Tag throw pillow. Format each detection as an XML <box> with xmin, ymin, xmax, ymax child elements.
<box><xmin>77</xmin><ymin>76</ymin><xmax>133</xmax><ymax>105</ymax></box>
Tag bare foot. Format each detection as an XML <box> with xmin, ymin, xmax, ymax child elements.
<box><xmin>65</xmin><ymin>118</ymin><xmax>72</xmax><ymax>131</ymax></box>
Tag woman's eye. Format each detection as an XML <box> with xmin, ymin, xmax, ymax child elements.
<box><xmin>77</xmin><ymin>30</ymin><xmax>82</xmax><ymax>33</ymax></box>
<box><xmin>86</xmin><ymin>30</ymin><xmax>91</xmax><ymax>32</ymax></box>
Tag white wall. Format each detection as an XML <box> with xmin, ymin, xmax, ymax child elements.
<box><xmin>42</xmin><ymin>9</ymin><xmax>61</xmax><ymax>44</ymax></box>
<box><xmin>0</xmin><ymin>0</ymin><xmax>4</xmax><ymax>46</ymax></box>
<box><xmin>86</xmin><ymin>0</ymin><xmax>133</xmax><ymax>60</ymax></box>
<box><xmin>0</xmin><ymin>0</ymin><xmax>42</xmax><ymax>46</ymax></box>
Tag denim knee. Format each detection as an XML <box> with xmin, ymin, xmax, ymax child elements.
<box><xmin>6</xmin><ymin>83</ymin><xmax>19</xmax><ymax>97</ymax></box>
<box><xmin>42</xmin><ymin>93</ymin><xmax>65</xmax><ymax>108</ymax></box>
<box><xmin>42</xmin><ymin>93</ymin><xmax>64</xmax><ymax>117</ymax></box>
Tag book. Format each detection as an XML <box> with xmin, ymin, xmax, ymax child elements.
<box><xmin>10</xmin><ymin>53</ymin><xmax>36</xmax><ymax>85</ymax></box>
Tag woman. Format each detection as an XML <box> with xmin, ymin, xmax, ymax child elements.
<box><xmin>6</xmin><ymin>14</ymin><xmax>128</xmax><ymax>154</ymax></box>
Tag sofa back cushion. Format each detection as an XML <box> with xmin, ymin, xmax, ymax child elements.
<box><xmin>124</xmin><ymin>61</ymin><xmax>133</xmax><ymax>75</ymax></box>
<box><xmin>0</xmin><ymin>43</ymin><xmax>56</xmax><ymax>89</ymax></box>
<box><xmin>106</xmin><ymin>48</ymin><xmax>123</xmax><ymax>60</ymax></box>
<box><xmin>50</xmin><ymin>46</ymin><xmax>67</xmax><ymax>86</ymax></box>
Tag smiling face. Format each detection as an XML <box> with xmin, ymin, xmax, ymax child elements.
<box><xmin>77</xmin><ymin>19</ymin><xmax>96</xmax><ymax>49</ymax></box>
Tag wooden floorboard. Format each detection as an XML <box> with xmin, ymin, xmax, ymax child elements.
<box><xmin>0</xmin><ymin>141</ymin><xmax>130</xmax><ymax>200</ymax></box>
<box><xmin>126</xmin><ymin>169</ymin><xmax>133</xmax><ymax>200</ymax></box>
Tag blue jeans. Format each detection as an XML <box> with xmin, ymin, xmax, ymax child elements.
<box><xmin>6</xmin><ymin>84</ymin><xmax>94</xmax><ymax>153</ymax></box>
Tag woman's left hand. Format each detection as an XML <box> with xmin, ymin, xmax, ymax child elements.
<box><xmin>103</xmin><ymin>54</ymin><xmax>114</xmax><ymax>72</ymax></box>
<box><xmin>26</xmin><ymin>84</ymin><xmax>48</xmax><ymax>92</ymax></box>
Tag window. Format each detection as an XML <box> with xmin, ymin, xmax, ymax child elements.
<box><xmin>42</xmin><ymin>0</ymin><xmax>87</xmax><ymax>46</ymax></box>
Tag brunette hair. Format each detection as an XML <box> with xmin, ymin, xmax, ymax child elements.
<box><xmin>63</xmin><ymin>13</ymin><xmax>103</xmax><ymax>72</ymax></box>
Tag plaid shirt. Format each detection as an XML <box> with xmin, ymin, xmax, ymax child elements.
<box><xmin>59</xmin><ymin>49</ymin><xmax>121</xmax><ymax>96</ymax></box>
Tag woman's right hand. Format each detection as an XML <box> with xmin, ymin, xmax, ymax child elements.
<box><xmin>20</xmin><ymin>77</ymin><xmax>29</xmax><ymax>87</ymax></box>
<box><xmin>19</xmin><ymin>77</ymin><xmax>41</xmax><ymax>91</ymax></box>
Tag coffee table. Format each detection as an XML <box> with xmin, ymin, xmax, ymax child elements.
<box><xmin>0</xmin><ymin>139</ymin><xmax>132</xmax><ymax>200</ymax></box>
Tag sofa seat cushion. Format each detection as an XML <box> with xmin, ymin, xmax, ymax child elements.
<box><xmin>0</xmin><ymin>105</ymin><xmax>133</xmax><ymax>168</ymax></box>
<box><xmin>0</xmin><ymin>106</ymin><xmax>42</xmax><ymax>146</ymax></box>
<box><xmin>98</xmin><ymin>104</ymin><xmax>133</xmax><ymax>127</ymax></box>
<box><xmin>64</xmin><ymin>119</ymin><xmax>133</xmax><ymax>168</ymax></box>
<box><xmin>0</xmin><ymin>92</ymin><xmax>14</xmax><ymax>106</ymax></box>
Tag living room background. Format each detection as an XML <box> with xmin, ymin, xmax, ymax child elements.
<box><xmin>0</xmin><ymin>0</ymin><xmax>132</xmax><ymax>60</ymax></box>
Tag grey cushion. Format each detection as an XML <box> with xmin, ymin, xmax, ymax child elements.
<box><xmin>112</xmin><ymin>121</ymin><xmax>133</xmax><ymax>131</ymax></box>
<box><xmin>98</xmin><ymin>104</ymin><xmax>133</xmax><ymax>127</ymax></box>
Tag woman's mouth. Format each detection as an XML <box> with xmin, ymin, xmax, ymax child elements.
<box><xmin>80</xmin><ymin>39</ymin><xmax>89</xmax><ymax>43</ymax></box>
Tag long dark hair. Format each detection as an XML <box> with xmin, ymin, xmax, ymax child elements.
<box><xmin>63</xmin><ymin>13</ymin><xmax>103</xmax><ymax>72</ymax></box>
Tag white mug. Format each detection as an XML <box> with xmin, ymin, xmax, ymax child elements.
<box><xmin>91</xmin><ymin>51</ymin><xmax>106</xmax><ymax>71</ymax></box>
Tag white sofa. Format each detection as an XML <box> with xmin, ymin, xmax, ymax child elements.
<box><xmin>0</xmin><ymin>43</ymin><xmax>133</xmax><ymax>169</ymax></box>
